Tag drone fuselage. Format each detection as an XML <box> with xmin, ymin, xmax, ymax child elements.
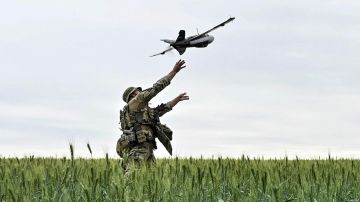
<box><xmin>189</xmin><ymin>35</ymin><xmax>215</xmax><ymax>47</ymax></box>
<box><xmin>165</xmin><ymin>34</ymin><xmax>215</xmax><ymax>48</ymax></box>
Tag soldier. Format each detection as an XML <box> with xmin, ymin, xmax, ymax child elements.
<box><xmin>117</xmin><ymin>59</ymin><xmax>188</xmax><ymax>172</ymax></box>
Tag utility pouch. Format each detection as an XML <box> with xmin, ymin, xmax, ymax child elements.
<box><xmin>149</xmin><ymin>108</ymin><xmax>160</xmax><ymax>122</ymax></box>
<box><xmin>135</xmin><ymin>112</ymin><xmax>143</xmax><ymax>123</ymax></box>
<box><xmin>116</xmin><ymin>134</ymin><xmax>130</xmax><ymax>157</ymax></box>
<box><xmin>146</xmin><ymin>130</ymin><xmax>154</xmax><ymax>140</ymax></box>
<box><xmin>136</xmin><ymin>130</ymin><xmax>147</xmax><ymax>143</ymax></box>
<box><xmin>127</xmin><ymin>131</ymin><xmax>136</xmax><ymax>143</ymax></box>
<box><xmin>134</xmin><ymin>129</ymin><xmax>154</xmax><ymax>143</ymax></box>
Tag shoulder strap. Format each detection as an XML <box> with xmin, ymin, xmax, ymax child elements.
<box><xmin>119</xmin><ymin>105</ymin><xmax>130</xmax><ymax>130</ymax></box>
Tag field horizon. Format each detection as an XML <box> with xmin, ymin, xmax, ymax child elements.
<box><xmin>1</xmin><ymin>153</ymin><xmax>360</xmax><ymax>201</ymax></box>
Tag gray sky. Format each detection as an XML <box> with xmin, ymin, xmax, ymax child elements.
<box><xmin>1</xmin><ymin>0</ymin><xmax>360</xmax><ymax>158</ymax></box>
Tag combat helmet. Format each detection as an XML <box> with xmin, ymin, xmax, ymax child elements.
<box><xmin>123</xmin><ymin>86</ymin><xmax>142</xmax><ymax>103</ymax></box>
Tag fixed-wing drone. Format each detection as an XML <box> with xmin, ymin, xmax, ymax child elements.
<box><xmin>150</xmin><ymin>17</ymin><xmax>235</xmax><ymax>57</ymax></box>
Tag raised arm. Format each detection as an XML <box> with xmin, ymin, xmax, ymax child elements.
<box><xmin>141</xmin><ymin>60</ymin><xmax>187</xmax><ymax>102</ymax></box>
<box><xmin>166</xmin><ymin>93</ymin><xmax>189</xmax><ymax>108</ymax></box>
<box><xmin>155</xmin><ymin>93</ymin><xmax>190</xmax><ymax>117</ymax></box>
<box><xmin>167</xmin><ymin>59</ymin><xmax>186</xmax><ymax>81</ymax></box>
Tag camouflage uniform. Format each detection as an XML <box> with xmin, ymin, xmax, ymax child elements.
<box><xmin>117</xmin><ymin>76</ymin><xmax>174</xmax><ymax>171</ymax></box>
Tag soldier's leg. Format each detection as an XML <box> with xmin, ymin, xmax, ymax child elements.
<box><xmin>146</xmin><ymin>142</ymin><xmax>156</xmax><ymax>164</ymax></box>
<box><xmin>123</xmin><ymin>144</ymin><xmax>156</xmax><ymax>179</ymax></box>
<box><xmin>142</xmin><ymin>142</ymin><xmax>156</xmax><ymax>165</ymax></box>
<box><xmin>120</xmin><ymin>152</ymin><xmax>131</xmax><ymax>177</ymax></box>
<box><xmin>127</xmin><ymin>142</ymin><xmax>155</xmax><ymax>168</ymax></box>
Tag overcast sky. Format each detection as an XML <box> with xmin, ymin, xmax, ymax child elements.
<box><xmin>1</xmin><ymin>0</ymin><xmax>359</xmax><ymax>158</ymax></box>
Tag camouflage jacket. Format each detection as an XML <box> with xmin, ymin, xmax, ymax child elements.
<box><xmin>117</xmin><ymin>76</ymin><xmax>174</xmax><ymax>157</ymax></box>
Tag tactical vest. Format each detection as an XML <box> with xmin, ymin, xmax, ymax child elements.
<box><xmin>120</xmin><ymin>105</ymin><xmax>157</xmax><ymax>143</ymax></box>
<box><xmin>117</xmin><ymin>104</ymin><xmax>173</xmax><ymax>157</ymax></box>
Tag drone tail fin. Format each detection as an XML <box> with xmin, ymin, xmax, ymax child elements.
<box><xmin>176</xmin><ymin>30</ymin><xmax>186</xmax><ymax>42</ymax></box>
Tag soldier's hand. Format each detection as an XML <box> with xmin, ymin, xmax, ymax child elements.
<box><xmin>167</xmin><ymin>60</ymin><xmax>186</xmax><ymax>81</ymax></box>
<box><xmin>176</xmin><ymin>92</ymin><xmax>189</xmax><ymax>102</ymax></box>
<box><xmin>173</xmin><ymin>59</ymin><xmax>186</xmax><ymax>73</ymax></box>
<box><xmin>167</xmin><ymin>92</ymin><xmax>189</xmax><ymax>108</ymax></box>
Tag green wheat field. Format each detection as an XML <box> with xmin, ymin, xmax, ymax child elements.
<box><xmin>1</xmin><ymin>146</ymin><xmax>360</xmax><ymax>201</ymax></box>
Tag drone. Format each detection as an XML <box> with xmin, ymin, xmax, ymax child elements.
<box><xmin>150</xmin><ymin>17</ymin><xmax>235</xmax><ymax>57</ymax></box>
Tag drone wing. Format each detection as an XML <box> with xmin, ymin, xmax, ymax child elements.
<box><xmin>187</xmin><ymin>17</ymin><xmax>235</xmax><ymax>42</ymax></box>
<box><xmin>150</xmin><ymin>47</ymin><xmax>174</xmax><ymax>57</ymax></box>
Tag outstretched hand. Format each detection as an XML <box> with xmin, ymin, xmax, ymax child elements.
<box><xmin>176</xmin><ymin>92</ymin><xmax>189</xmax><ymax>102</ymax></box>
<box><xmin>167</xmin><ymin>92</ymin><xmax>189</xmax><ymax>108</ymax></box>
<box><xmin>167</xmin><ymin>59</ymin><xmax>187</xmax><ymax>81</ymax></box>
<box><xmin>173</xmin><ymin>59</ymin><xmax>186</xmax><ymax>73</ymax></box>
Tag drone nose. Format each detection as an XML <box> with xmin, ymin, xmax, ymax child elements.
<box><xmin>209</xmin><ymin>35</ymin><xmax>214</xmax><ymax>43</ymax></box>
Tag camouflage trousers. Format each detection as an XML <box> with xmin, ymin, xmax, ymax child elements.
<box><xmin>122</xmin><ymin>142</ymin><xmax>156</xmax><ymax>175</ymax></box>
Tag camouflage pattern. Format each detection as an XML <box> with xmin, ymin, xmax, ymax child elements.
<box><xmin>121</xmin><ymin>142</ymin><xmax>155</xmax><ymax>174</ymax></box>
<box><xmin>154</xmin><ymin>103</ymin><xmax>172</xmax><ymax>117</ymax></box>
<box><xmin>117</xmin><ymin>76</ymin><xmax>173</xmax><ymax>171</ymax></box>
<box><xmin>127</xmin><ymin>76</ymin><xmax>170</xmax><ymax>108</ymax></box>
<box><xmin>128</xmin><ymin>142</ymin><xmax>155</xmax><ymax>162</ymax></box>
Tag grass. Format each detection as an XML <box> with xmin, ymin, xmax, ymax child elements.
<box><xmin>0</xmin><ymin>147</ymin><xmax>360</xmax><ymax>201</ymax></box>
